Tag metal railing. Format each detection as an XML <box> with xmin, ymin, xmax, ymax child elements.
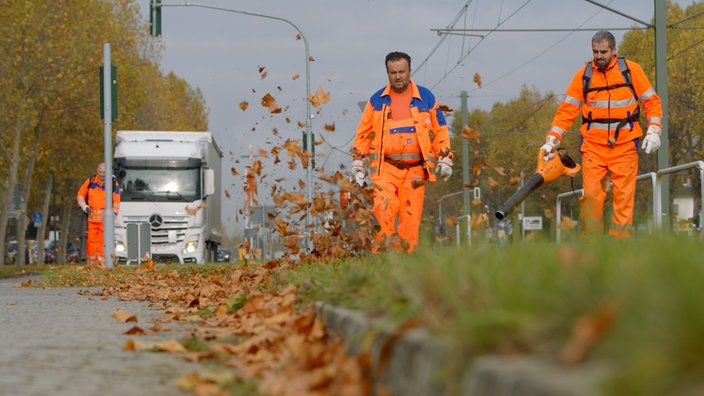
<box><xmin>556</xmin><ymin>161</ymin><xmax>704</xmax><ymax>241</ymax></box>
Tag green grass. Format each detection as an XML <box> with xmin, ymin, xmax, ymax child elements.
<box><xmin>277</xmin><ymin>235</ymin><xmax>704</xmax><ymax>396</ymax></box>
<box><xmin>20</xmin><ymin>235</ymin><xmax>704</xmax><ymax>395</ymax></box>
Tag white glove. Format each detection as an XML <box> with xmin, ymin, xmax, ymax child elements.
<box><xmin>436</xmin><ymin>157</ymin><xmax>453</xmax><ymax>182</ymax></box>
<box><xmin>350</xmin><ymin>159</ymin><xmax>366</xmax><ymax>187</ymax></box>
<box><xmin>540</xmin><ymin>135</ymin><xmax>561</xmax><ymax>162</ymax></box>
<box><xmin>642</xmin><ymin>125</ymin><xmax>661</xmax><ymax>154</ymax></box>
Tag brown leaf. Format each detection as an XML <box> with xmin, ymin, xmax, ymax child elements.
<box><xmin>559</xmin><ymin>216</ymin><xmax>576</xmax><ymax>231</ymax></box>
<box><xmin>125</xmin><ymin>326</ymin><xmax>145</xmax><ymax>335</ymax></box>
<box><xmin>461</xmin><ymin>125</ymin><xmax>480</xmax><ymax>142</ymax></box>
<box><xmin>438</xmin><ymin>103</ymin><xmax>454</xmax><ymax>112</ymax></box>
<box><xmin>309</xmin><ymin>87</ymin><xmax>330</xmax><ymax>108</ymax></box>
<box><xmin>560</xmin><ymin>305</ymin><xmax>616</xmax><ymax>365</ymax></box>
<box><xmin>239</xmin><ymin>101</ymin><xmax>249</xmax><ymax>111</ymax></box>
<box><xmin>261</xmin><ymin>93</ymin><xmax>281</xmax><ymax>113</ymax></box>
<box><xmin>113</xmin><ymin>309</ymin><xmax>138</xmax><ymax>323</ymax></box>
<box><xmin>411</xmin><ymin>177</ymin><xmax>425</xmax><ymax>189</ymax></box>
<box><xmin>473</xmin><ymin>72</ymin><xmax>482</xmax><ymax>87</ymax></box>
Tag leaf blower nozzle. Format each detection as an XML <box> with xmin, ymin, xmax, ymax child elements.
<box><xmin>494</xmin><ymin>149</ymin><xmax>580</xmax><ymax>221</ymax></box>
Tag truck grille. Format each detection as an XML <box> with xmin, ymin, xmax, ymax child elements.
<box><xmin>125</xmin><ymin>216</ymin><xmax>188</xmax><ymax>245</ymax></box>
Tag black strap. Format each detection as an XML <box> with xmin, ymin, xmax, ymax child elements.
<box><xmin>582</xmin><ymin>57</ymin><xmax>636</xmax><ymax>99</ymax></box>
<box><xmin>384</xmin><ymin>156</ymin><xmax>423</xmax><ymax>170</ymax></box>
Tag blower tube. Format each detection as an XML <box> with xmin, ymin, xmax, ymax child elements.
<box><xmin>494</xmin><ymin>173</ymin><xmax>545</xmax><ymax>221</ymax></box>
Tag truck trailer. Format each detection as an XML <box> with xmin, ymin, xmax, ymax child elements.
<box><xmin>113</xmin><ymin>131</ymin><xmax>222</xmax><ymax>264</ymax></box>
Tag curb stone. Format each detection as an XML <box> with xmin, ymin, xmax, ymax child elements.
<box><xmin>316</xmin><ymin>302</ymin><xmax>610</xmax><ymax>396</ymax></box>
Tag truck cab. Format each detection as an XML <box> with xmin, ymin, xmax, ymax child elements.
<box><xmin>113</xmin><ymin>131</ymin><xmax>222</xmax><ymax>265</ymax></box>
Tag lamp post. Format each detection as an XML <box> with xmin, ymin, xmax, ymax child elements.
<box><xmin>160</xmin><ymin>2</ymin><xmax>314</xmax><ymax>224</ymax></box>
<box><xmin>438</xmin><ymin>190</ymin><xmax>465</xmax><ymax>233</ymax></box>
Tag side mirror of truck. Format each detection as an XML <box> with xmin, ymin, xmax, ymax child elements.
<box><xmin>204</xmin><ymin>168</ymin><xmax>215</xmax><ymax>196</ymax></box>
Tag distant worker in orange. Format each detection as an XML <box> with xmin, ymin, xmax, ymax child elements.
<box><xmin>77</xmin><ymin>162</ymin><xmax>121</xmax><ymax>265</ymax></box>
<box><xmin>351</xmin><ymin>51</ymin><xmax>453</xmax><ymax>252</ymax></box>
<box><xmin>541</xmin><ymin>31</ymin><xmax>663</xmax><ymax>239</ymax></box>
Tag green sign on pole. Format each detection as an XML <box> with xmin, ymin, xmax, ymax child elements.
<box><xmin>99</xmin><ymin>65</ymin><xmax>117</xmax><ymax>121</ymax></box>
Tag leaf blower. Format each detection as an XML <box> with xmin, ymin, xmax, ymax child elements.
<box><xmin>495</xmin><ymin>148</ymin><xmax>581</xmax><ymax>220</ymax></box>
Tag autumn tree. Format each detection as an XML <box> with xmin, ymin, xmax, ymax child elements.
<box><xmin>0</xmin><ymin>0</ymin><xmax>209</xmax><ymax>264</ymax></box>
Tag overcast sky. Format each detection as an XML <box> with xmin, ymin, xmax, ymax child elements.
<box><xmin>136</xmin><ymin>0</ymin><xmax>686</xmax><ymax>233</ymax></box>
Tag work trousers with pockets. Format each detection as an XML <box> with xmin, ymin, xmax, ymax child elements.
<box><xmin>579</xmin><ymin>138</ymin><xmax>638</xmax><ymax>239</ymax></box>
<box><xmin>370</xmin><ymin>162</ymin><xmax>426</xmax><ymax>252</ymax></box>
<box><xmin>86</xmin><ymin>219</ymin><xmax>105</xmax><ymax>265</ymax></box>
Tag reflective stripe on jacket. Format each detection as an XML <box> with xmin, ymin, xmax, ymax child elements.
<box><xmin>76</xmin><ymin>175</ymin><xmax>121</xmax><ymax>217</ymax></box>
<box><xmin>352</xmin><ymin>80</ymin><xmax>451</xmax><ymax>182</ymax></box>
<box><xmin>549</xmin><ymin>56</ymin><xmax>663</xmax><ymax>146</ymax></box>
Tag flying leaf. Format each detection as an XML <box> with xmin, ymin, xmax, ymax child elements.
<box><xmin>461</xmin><ymin>125</ymin><xmax>480</xmax><ymax>142</ymax></box>
<box><xmin>473</xmin><ymin>72</ymin><xmax>482</xmax><ymax>87</ymax></box>
<box><xmin>239</xmin><ymin>101</ymin><xmax>249</xmax><ymax>111</ymax></box>
<box><xmin>261</xmin><ymin>93</ymin><xmax>281</xmax><ymax>113</ymax></box>
<box><xmin>309</xmin><ymin>87</ymin><xmax>330</xmax><ymax>107</ymax></box>
<box><xmin>438</xmin><ymin>103</ymin><xmax>454</xmax><ymax>112</ymax></box>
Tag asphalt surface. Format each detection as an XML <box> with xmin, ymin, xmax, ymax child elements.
<box><xmin>0</xmin><ymin>275</ymin><xmax>200</xmax><ymax>396</ymax></box>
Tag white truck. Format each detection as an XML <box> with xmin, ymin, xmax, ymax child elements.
<box><xmin>113</xmin><ymin>131</ymin><xmax>222</xmax><ymax>265</ymax></box>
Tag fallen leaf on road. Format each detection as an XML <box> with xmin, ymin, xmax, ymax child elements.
<box><xmin>112</xmin><ymin>308</ymin><xmax>138</xmax><ymax>323</ymax></box>
<box><xmin>125</xmin><ymin>326</ymin><xmax>145</xmax><ymax>335</ymax></box>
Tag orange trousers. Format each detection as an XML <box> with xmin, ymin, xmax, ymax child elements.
<box><xmin>579</xmin><ymin>139</ymin><xmax>638</xmax><ymax>239</ymax></box>
<box><xmin>370</xmin><ymin>163</ymin><xmax>426</xmax><ymax>252</ymax></box>
<box><xmin>86</xmin><ymin>219</ymin><xmax>105</xmax><ymax>264</ymax></box>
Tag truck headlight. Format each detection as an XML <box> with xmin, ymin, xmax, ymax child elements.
<box><xmin>115</xmin><ymin>242</ymin><xmax>126</xmax><ymax>253</ymax></box>
<box><xmin>184</xmin><ymin>241</ymin><xmax>196</xmax><ymax>254</ymax></box>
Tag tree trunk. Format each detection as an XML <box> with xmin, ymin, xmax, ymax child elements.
<box><xmin>36</xmin><ymin>174</ymin><xmax>53</xmax><ymax>266</ymax></box>
<box><xmin>59</xmin><ymin>202</ymin><xmax>72</xmax><ymax>264</ymax></box>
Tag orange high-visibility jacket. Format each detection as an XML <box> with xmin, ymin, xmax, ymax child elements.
<box><xmin>353</xmin><ymin>80</ymin><xmax>451</xmax><ymax>182</ymax></box>
<box><xmin>548</xmin><ymin>56</ymin><xmax>662</xmax><ymax>146</ymax></box>
<box><xmin>77</xmin><ymin>175</ymin><xmax>120</xmax><ymax>219</ymax></box>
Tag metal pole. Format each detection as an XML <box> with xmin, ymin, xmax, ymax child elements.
<box><xmin>654</xmin><ymin>0</ymin><xmax>670</xmax><ymax>230</ymax></box>
<box><xmin>103</xmin><ymin>43</ymin><xmax>114</xmax><ymax>269</ymax></box>
<box><xmin>168</xmin><ymin>2</ymin><xmax>314</xmax><ymax>224</ymax></box>
<box><xmin>460</xmin><ymin>91</ymin><xmax>470</xmax><ymax>218</ymax></box>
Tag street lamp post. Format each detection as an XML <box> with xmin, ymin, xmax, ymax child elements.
<box><xmin>160</xmin><ymin>2</ymin><xmax>315</xmax><ymax>224</ymax></box>
<box><xmin>438</xmin><ymin>190</ymin><xmax>465</xmax><ymax>233</ymax></box>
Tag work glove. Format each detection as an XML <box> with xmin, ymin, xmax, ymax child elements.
<box><xmin>80</xmin><ymin>204</ymin><xmax>90</xmax><ymax>214</ymax></box>
<box><xmin>350</xmin><ymin>159</ymin><xmax>366</xmax><ymax>187</ymax></box>
<box><xmin>436</xmin><ymin>157</ymin><xmax>453</xmax><ymax>182</ymax></box>
<box><xmin>540</xmin><ymin>135</ymin><xmax>561</xmax><ymax>162</ymax></box>
<box><xmin>642</xmin><ymin>125</ymin><xmax>661</xmax><ymax>154</ymax></box>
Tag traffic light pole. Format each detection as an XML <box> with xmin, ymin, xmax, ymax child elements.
<box><xmin>150</xmin><ymin>2</ymin><xmax>315</xmax><ymax>228</ymax></box>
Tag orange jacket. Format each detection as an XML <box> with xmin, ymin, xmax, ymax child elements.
<box><xmin>353</xmin><ymin>80</ymin><xmax>451</xmax><ymax>182</ymax></box>
<box><xmin>548</xmin><ymin>56</ymin><xmax>662</xmax><ymax>146</ymax></box>
<box><xmin>77</xmin><ymin>175</ymin><xmax>120</xmax><ymax>219</ymax></box>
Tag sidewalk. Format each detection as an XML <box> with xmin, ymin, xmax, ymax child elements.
<box><xmin>0</xmin><ymin>275</ymin><xmax>200</xmax><ymax>396</ymax></box>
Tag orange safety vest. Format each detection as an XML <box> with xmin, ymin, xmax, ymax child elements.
<box><xmin>77</xmin><ymin>175</ymin><xmax>121</xmax><ymax>221</ymax></box>
<box><xmin>353</xmin><ymin>80</ymin><xmax>451</xmax><ymax>182</ymax></box>
<box><xmin>549</xmin><ymin>56</ymin><xmax>662</xmax><ymax>147</ymax></box>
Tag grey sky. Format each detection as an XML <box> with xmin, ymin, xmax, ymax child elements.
<box><xmin>138</xmin><ymin>0</ymin><xmax>683</xmax><ymax>233</ymax></box>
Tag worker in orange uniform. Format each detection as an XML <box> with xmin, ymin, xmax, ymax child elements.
<box><xmin>542</xmin><ymin>31</ymin><xmax>663</xmax><ymax>239</ymax></box>
<box><xmin>352</xmin><ymin>51</ymin><xmax>453</xmax><ymax>252</ymax></box>
<box><xmin>77</xmin><ymin>162</ymin><xmax>121</xmax><ymax>265</ymax></box>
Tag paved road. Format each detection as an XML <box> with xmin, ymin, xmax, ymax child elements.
<box><xmin>0</xmin><ymin>275</ymin><xmax>199</xmax><ymax>396</ymax></box>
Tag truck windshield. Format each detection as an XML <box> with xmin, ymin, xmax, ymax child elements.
<box><xmin>119</xmin><ymin>167</ymin><xmax>200</xmax><ymax>202</ymax></box>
